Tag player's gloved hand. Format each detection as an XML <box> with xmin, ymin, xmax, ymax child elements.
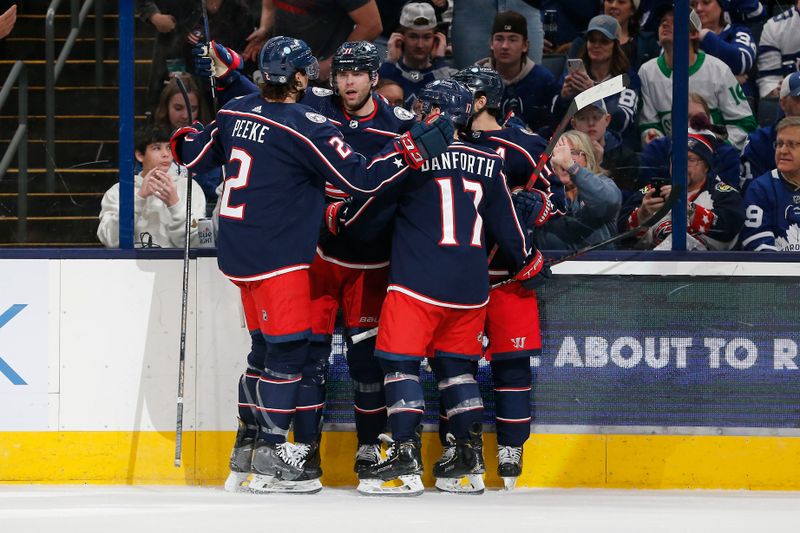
<box><xmin>169</xmin><ymin>121</ymin><xmax>205</xmax><ymax>164</ymax></box>
<box><xmin>513</xmin><ymin>250</ymin><xmax>551</xmax><ymax>290</ymax></box>
<box><xmin>193</xmin><ymin>41</ymin><xmax>242</xmax><ymax>81</ymax></box>
<box><xmin>324</xmin><ymin>198</ymin><xmax>353</xmax><ymax>236</ymax></box>
<box><xmin>512</xmin><ymin>189</ymin><xmax>553</xmax><ymax>228</ymax></box>
<box><xmin>687</xmin><ymin>204</ymin><xmax>716</xmax><ymax>235</ymax></box>
<box><xmin>396</xmin><ymin>112</ymin><xmax>455</xmax><ymax>170</ymax></box>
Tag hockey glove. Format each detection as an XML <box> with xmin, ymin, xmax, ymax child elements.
<box><xmin>396</xmin><ymin>113</ymin><xmax>454</xmax><ymax>170</ymax></box>
<box><xmin>169</xmin><ymin>121</ymin><xmax>204</xmax><ymax>165</ymax></box>
<box><xmin>193</xmin><ymin>41</ymin><xmax>242</xmax><ymax>81</ymax></box>
<box><xmin>513</xmin><ymin>250</ymin><xmax>550</xmax><ymax>290</ymax></box>
<box><xmin>324</xmin><ymin>199</ymin><xmax>353</xmax><ymax>236</ymax></box>
<box><xmin>687</xmin><ymin>204</ymin><xmax>716</xmax><ymax>235</ymax></box>
<box><xmin>512</xmin><ymin>189</ymin><xmax>553</xmax><ymax>228</ymax></box>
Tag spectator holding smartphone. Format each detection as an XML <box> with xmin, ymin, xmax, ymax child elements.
<box><xmin>378</xmin><ymin>2</ymin><xmax>456</xmax><ymax>111</ymax></box>
<box><xmin>555</xmin><ymin>15</ymin><xmax>642</xmax><ymax>145</ymax></box>
<box><xmin>619</xmin><ymin>126</ymin><xmax>745</xmax><ymax>250</ymax></box>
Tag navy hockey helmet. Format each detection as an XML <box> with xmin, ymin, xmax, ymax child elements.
<box><xmin>452</xmin><ymin>66</ymin><xmax>504</xmax><ymax>110</ymax></box>
<box><xmin>259</xmin><ymin>36</ymin><xmax>319</xmax><ymax>85</ymax></box>
<box><xmin>332</xmin><ymin>41</ymin><xmax>381</xmax><ymax>87</ymax></box>
<box><xmin>418</xmin><ymin>79</ymin><xmax>474</xmax><ymax>128</ymax></box>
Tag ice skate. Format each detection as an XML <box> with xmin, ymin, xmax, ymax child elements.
<box><xmin>357</xmin><ymin>432</ymin><xmax>423</xmax><ymax>497</ymax></box>
<box><xmin>498</xmin><ymin>445</ymin><xmax>523</xmax><ymax>490</ymax></box>
<box><xmin>224</xmin><ymin>418</ymin><xmax>255</xmax><ymax>493</ymax></box>
<box><xmin>354</xmin><ymin>443</ymin><xmax>382</xmax><ymax>474</ymax></box>
<box><xmin>249</xmin><ymin>441</ymin><xmax>312</xmax><ymax>493</ymax></box>
<box><xmin>433</xmin><ymin>426</ymin><xmax>485</xmax><ymax>495</ymax></box>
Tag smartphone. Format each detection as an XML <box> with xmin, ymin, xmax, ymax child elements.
<box><xmin>567</xmin><ymin>58</ymin><xmax>586</xmax><ymax>74</ymax></box>
<box><xmin>650</xmin><ymin>177</ymin><xmax>669</xmax><ymax>196</ymax></box>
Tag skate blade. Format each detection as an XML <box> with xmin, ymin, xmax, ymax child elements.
<box><xmin>249</xmin><ymin>475</ymin><xmax>322</xmax><ymax>494</ymax></box>
<box><xmin>357</xmin><ymin>475</ymin><xmax>424</xmax><ymax>497</ymax></box>
<box><xmin>224</xmin><ymin>471</ymin><xmax>252</xmax><ymax>493</ymax></box>
<box><xmin>434</xmin><ymin>474</ymin><xmax>485</xmax><ymax>494</ymax></box>
<box><xmin>502</xmin><ymin>476</ymin><xmax>518</xmax><ymax>491</ymax></box>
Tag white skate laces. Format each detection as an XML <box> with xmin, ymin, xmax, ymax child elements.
<box><xmin>498</xmin><ymin>445</ymin><xmax>522</xmax><ymax>465</ymax></box>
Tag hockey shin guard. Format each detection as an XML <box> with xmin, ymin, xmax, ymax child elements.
<box><xmin>256</xmin><ymin>339</ymin><xmax>308</xmax><ymax>443</ymax></box>
<box><xmin>490</xmin><ymin>357</ymin><xmax>532</xmax><ymax>447</ymax></box>
<box><xmin>379</xmin><ymin>358</ymin><xmax>423</xmax><ymax>442</ymax></box>
<box><xmin>432</xmin><ymin>358</ymin><xmax>483</xmax><ymax>440</ymax></box>
<box><xmin>293</xmin><ymin>341</ymin><xmax>330</xmax><ymax>444</ymax></box>
<box><xmin>239</xmin><ymin>330</ymin><xmax>266</xmax><ymax>438</ymax></box>
<box><xmin>347</xmin><ymin>336</ymin><xmax>387</xmax><ymax>445</ymax></box>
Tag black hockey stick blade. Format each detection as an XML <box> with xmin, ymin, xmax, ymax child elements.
<box><xmin>545</xmin><ymin>182</ymin><xmax>684</xmax><ymax>267</ymax></box>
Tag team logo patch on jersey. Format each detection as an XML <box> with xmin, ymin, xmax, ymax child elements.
<box><xmin>715</xmin><ymin>182</ymin><xmax>735</xmax><ymax>192</ymax></box>
<box><xmin>305</xmin><ymin>112</ymin><xmax>327</xmax><ymax>123</ymax></box>
<box><xmin>393</xmin><ymin>106</ymin><xmax>415</xmax><ymax>120</ymax></box>
<box><xmin>251</xmin><ymin>105</ymin><xmax>262</xmax><ymax>113</ymax></box>
<box><xmin>793</xmin><ymin>194</ymin><xmax>800</xmax><ymax>204</ymax></box>
<box><xmin>312</xmin><ymin>87</ymin><xmax>333</xmax><ymax>97</ymax></box>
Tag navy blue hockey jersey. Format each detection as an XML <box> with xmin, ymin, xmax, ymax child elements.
<box><xmin>740</xmin><ymin>169</ymin><xmax>800</xmax><ymax>251</ymax></box>
<box><xmin>301</xmin><ymin>86</ymin><xmax>416</xmax><ymax>264</ymax></box>
<box><xmin>346</xmin><ymin>141</ymin><xmax>532</xmax><ymax>307</ymax></box>
<box><xmin>172</xmin><ymin>94</ymin><xmax>416</xmax><ymax>280</ymax></box>
<box><xmin>463</xmin><ymin>127</ymin><xmax>564</xmax><ymax>277</ymax></box>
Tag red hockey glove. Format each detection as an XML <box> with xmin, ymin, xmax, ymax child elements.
<box><xmin>514</xmin><ymin>250</ymin><xmax>551</xmax><ymax>290</ymax></box>
<box><xmin>324</xmin><ymin>199</ymin><xmax>352</xmax><ymax>236</ymax></box>
<box><xmin>169</xmin><ymin>122</ymin><xmax>204</xmax><ymax>165</ymax></box>
<box><xmin>396</xmin><ymin>112</ymin><xmax>454</xmax><ymax>170</ymax></box>
<box><xmin>688</xmin><ymin>204</ymin><xmax>715</xmax><ymax>235</ymax></box>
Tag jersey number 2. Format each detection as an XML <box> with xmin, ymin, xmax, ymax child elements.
<box><xmin>219</xmin><ymin>148</ymin><xmax>252</xmax><ymax>220</ymax></box>
<box><xmin>436</xmin><ymin>177</ymin><xmax>484</xmax><ymax>247</ymax></box>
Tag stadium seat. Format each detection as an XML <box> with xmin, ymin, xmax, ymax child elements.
<box><xmin>757</xmin><ymin>97</ymin><xmax>779</xmax><ymax>127</ymax></box>
<box><xmin>541</xmin><ymin>54</ymin><xmax>566</xmax><ymax>79</ymax></box>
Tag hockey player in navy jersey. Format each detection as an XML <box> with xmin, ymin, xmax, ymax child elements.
<box><xmin>171</xmin><ymin>36</ymin><xmax>454</xmax><ymax>494</ymax></box>
<box><xmin>334</xmin><ymin>79</ymin><xmax>550</xmax><ymax>496</ymax></box>
<box><xmin>448</xmin><ymin>65</ymin><xmax>556</xmax><ymax>490</ymax></box>
<box><xmin>195</xmin><ymin>39</ymin><xmax>418</xmax><ymax>474</ymax></box>
<box><xmin>302</xmin><ymin>41</ymin><xmax>418</xmax><ymax>475</ymax></box>
<box><xmin>740</xmin><ymin>116</ymin><xmax>800</xmax><ymax>251</ymax></box>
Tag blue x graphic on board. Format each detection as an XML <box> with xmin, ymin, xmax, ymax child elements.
<box><xmin>0</xmin><ymin>304</ymin><xmax>28</xmax><ymax>385</ymax></box>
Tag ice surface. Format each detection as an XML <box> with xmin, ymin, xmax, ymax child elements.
<box><xmin>0</xmin><ymin>485</ymin><xmax>798</xmax><ymax>533</ymax></box>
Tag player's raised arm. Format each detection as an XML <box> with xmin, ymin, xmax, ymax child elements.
<box><xmin>300</xmin><ymin>112</ymin><xmax>454</xmax><ymax>199</ymax></box>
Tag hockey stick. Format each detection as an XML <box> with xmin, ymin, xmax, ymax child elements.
<box><xmin>351</xmin><ymin>328</ymin><xmax>378</xmax><ymax>344</ymax></box>
<box><xmin>173</xmin><ymin>76</ymin><xmax>195</xmax><ymax>468</ymax></box>
<box><xmin>544</xmin><ymin>182</ymin><xmax>684</xmax><ymax>267</ymax></box>
<box><xmin>487</xmin><ymin>182</ymin><xmax>685</xmax><ymax>289</ymax></box>
<box><xmin>200</xmin><ymin>0</ymin><xmax>218</xmax><ymax>109</ymax></box>
<box><xmin>486</xmin><ymin>75</ymin><xmax>628</xmax><ymax>264</ymax></box>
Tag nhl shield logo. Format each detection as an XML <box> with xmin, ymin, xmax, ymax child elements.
<box><xmin>410</xmin><ymin>70</ymin><xmax>420</xmax><ymax>81</ymax></box>
<box><xmin>349</xmin><ymin>119</ymin><xmax>359</xmax><ymax>129</ymax></box>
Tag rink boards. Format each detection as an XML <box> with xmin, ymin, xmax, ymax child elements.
<box><xmin>1</xmin><ymin>251</ymin><xmax>800</xmax><ymax>489</ymax></box>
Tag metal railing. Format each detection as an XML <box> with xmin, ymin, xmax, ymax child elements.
<box><xmin>45</xmin><ymin>0</ymin><xmax>103</xmax><ymax>190</ymax></box>
<box><xmin>0</xmin><ymin>61</ymin><xmax>29</xmax><ymax>242</ymax></box>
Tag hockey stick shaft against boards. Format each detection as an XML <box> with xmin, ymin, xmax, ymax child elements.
<box><xmin>173</xmin><ymin>76</ymin><xmax>194</xmax><ymax>467</ymax></box>
<box><xmin>486</xmin><ymin>75</ymin><xmax>628</xmax><ymax>265</ymax></box>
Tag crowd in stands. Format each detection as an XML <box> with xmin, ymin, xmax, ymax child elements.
<box><xmin>101</xmin><ymin>0</ymin><xmax>800</xmax><ymax>252</ymax></box>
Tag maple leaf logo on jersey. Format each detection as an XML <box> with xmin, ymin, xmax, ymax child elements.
<box><xmin>775</xmin><ymin>224</ymin><xmax>800</xmax><ymax>252</ymax></box>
